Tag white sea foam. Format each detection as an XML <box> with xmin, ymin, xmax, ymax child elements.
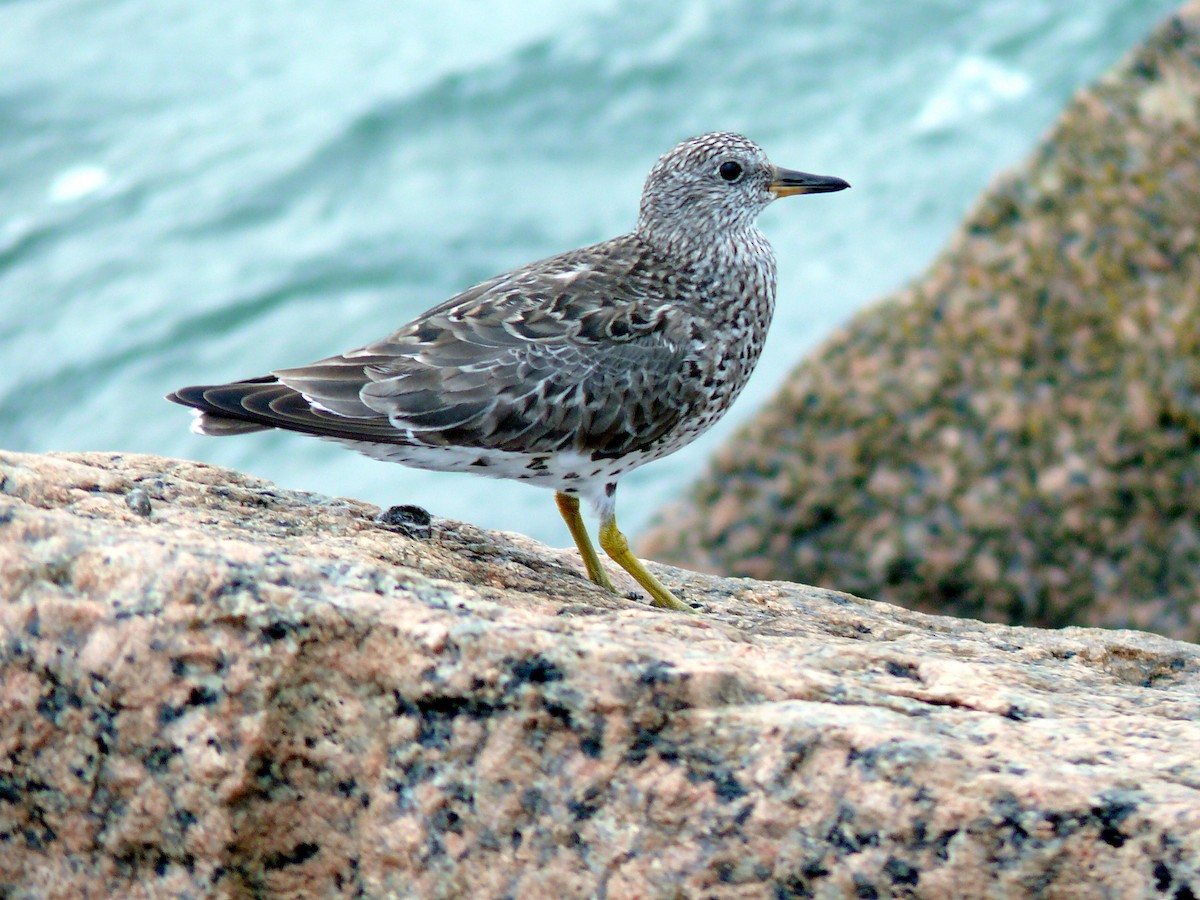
<box><xmin>915</xmin><ymin>56</ymin><xmax>1034</xmax><ymax>132</ymax></box>
<box><xmin>48</xmin><ymin>164</ymin><xmax>111</xmax><ymax>203</ymax></box>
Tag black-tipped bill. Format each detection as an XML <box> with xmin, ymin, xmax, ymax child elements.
<box><xmin>769</xmin><ymin>167</ymin><xmax>850</xmax><ymax>197</ymax></box>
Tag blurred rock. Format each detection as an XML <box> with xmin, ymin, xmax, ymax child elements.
<box><xmin>642</xmin><ymin>2</ymin><xmax>1200</xmax><ymax>640</ymax></box>
<box><xmin>1</xmin><ymin>449</ymin><xmax>1199</xmax><ymax>897</ymax></box>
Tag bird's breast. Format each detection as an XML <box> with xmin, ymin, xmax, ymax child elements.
<box><xmin>690</xmin><ymin>243</ymin><xmax>776</xmax><ymax>377</ymax></box>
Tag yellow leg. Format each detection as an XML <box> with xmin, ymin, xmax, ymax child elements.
<box><xmin>598</xmin><ymin>514</ymin><xmax>693</xmax><ymax>612</ymax></box>
<box><xmin>555</xmin><ymin>492</ymin><xmax>617</xmax><ymax>593</ymax></box>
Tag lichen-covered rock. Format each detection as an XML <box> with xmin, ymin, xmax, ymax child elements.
<box><xmin>2</xmin><ymin>450</ymin><xmax>1200</xmax><ymax>898</ymax></box>
<box><xmin>642</xmin><ymin>3</ymin><xmax>1200</xmax><ymax>641</ymax></box>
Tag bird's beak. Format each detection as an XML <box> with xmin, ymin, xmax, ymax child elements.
<box><xmin>769</xmin><ymin>167</ymin><xmax>850</xmax><ymax>197</ymax></box>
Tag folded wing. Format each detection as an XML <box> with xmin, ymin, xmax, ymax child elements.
<box><xmin>168</xmin><ymin>237</ymin><xmax>704</xmax><ymax>458</ymax></box>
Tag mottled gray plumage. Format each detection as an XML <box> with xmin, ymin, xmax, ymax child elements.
<box><xmin>169</xmin><ymin>132</ymin><xmax>848</xmax><ymax>610</ymax></box>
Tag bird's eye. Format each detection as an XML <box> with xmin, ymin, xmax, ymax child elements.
<box><xmin>718</xmin><ymin>161</ymin><xmax>744</xmax><ymax>183</ymax></box>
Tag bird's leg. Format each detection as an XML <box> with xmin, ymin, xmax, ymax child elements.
<box><xmin>598</xmin><ymin>513</ymin><xmax>693</xmax><ymax>612</ymax></box>
<box><xmin>555</xmin><ymin>492</ymin><xmax>617</xmax><ymax>593</ymax></box>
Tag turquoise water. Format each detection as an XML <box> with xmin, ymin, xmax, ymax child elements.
<box><xmin>0</xmin><ymin>1</ymin><xmax>1178</xmax><ymax>545</ymax></box>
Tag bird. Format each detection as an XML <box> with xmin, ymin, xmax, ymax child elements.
<box><xmin>168</xmin><ymin>132</ymin><xmax>848</xmax><ymax>612</ymax></box>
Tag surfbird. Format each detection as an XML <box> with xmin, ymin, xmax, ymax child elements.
<box><xmin>168</xmin><ymin>132</ymin><xmax>848</xmax><ymax>611</ymax></box>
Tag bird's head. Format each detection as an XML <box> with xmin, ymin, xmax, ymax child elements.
<box><xmin>637</xmin><ymin>132</ymin><xmax>848</xmax><ymax>253</ymax></box>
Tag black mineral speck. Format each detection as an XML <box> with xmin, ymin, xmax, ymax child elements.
<box><xmin>376</xmin><ymin>505</ymin><xmax>433</xmax><ymax>539</ymax></box>
<box><xmin>579</xmin><ymin>719</ymin><xmax>604</xmax><ymax>758</ymax></box>
<box><xmin>144</xmin><ymin>745</ymin><xmax>180</xmax><ymax>773</ymax></box>
<box><xmin>885</xmin><ymin>660</ymin><xmax>920</xmax><ymax>680</ymax></box>
<box><xmin>884</xmin><ymin>857</ymin><xmax>919</xmax><ymax>887</ymax></box>
<box><xmin>708</xmin><ymin>769</ymin><xmax>747</xmax><ymax>801</ymax></box>
<box><xmin>1155</xmin><ymin>861</ymin><xmax>1173</xmax><ymax>891</ymax></box>
<box><xmin>639</xmin><ymin>660</ymin><xmax>675</xmax><ymax>686</ymax></box>
<box><xmin>125</xmin><ymin>488</ymin><xmax>152</xmax><ymax>517</ymax></box>
<box><xmin>264</xmin><ymin>841</ymin><xmax>319</xmax><ymax>870</ymax></box>
<box><xmin>854</xmin><ymin>875</ymin><xmax>880</xmax><ymax>899</ymax></box>
<box><xmin>568</xmin><ymin>789</ymin><xmax>602</xmax><ymax>820</ymax></box>
<box><xmin>520</xmin><ymin>787</ymin><xmax>547</xmax><ymax>816</ymax></box>
<box><xmin>186</xmin><ymin>685</ymin><xmax>219</xmax><ymax>707</ymax></box>
<box><xmin>1094</xmin><ymin>796</ymin><xmax>1136</xmax><ymax>848</ymax></box>
<box><xmin>773</xmin><ymin>875</ymin><xmax>815</xmax><ymax>899</ymax></box>
<box><xmin>508</xmin><ymin>654</ymin><xmax>564</xmax><ymax>685</ymax></box>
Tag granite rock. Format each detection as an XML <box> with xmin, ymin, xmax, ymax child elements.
<box><xmin>641</xmin><ymin>2</ymin><xmax>1200</xmax><ymax>642</ymax></box>
<box><xmin>2</xmin><ymin>450</ymin><xmax>1200</xmax><ymax>898</ymax></box>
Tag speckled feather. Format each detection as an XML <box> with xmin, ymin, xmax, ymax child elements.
<box><xmin>170</xmin><ymin>133</ymin><xmax>839</xmax><ymax>512</ymax></box>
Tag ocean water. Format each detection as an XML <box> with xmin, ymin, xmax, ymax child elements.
<box><xmin>0</xmin><ymin>0</ymin><xmax>1178</xmax><ymax>546</ymax></box>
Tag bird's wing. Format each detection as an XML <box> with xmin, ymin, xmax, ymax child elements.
<box><xmin>176</xmin><ymin>237</ymin><xmax>706</xmax><ymax>456</ymax></box>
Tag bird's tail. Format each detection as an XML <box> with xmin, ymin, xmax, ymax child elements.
<box><xmin>167</xmin><ymin>374</ymin><xmax>409</xmax><ymax>446</ymax></box>
<box><xmin>167</xmin><ymin>379</ymin><xmax>278</xmax><ymax>437</ymax></box>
